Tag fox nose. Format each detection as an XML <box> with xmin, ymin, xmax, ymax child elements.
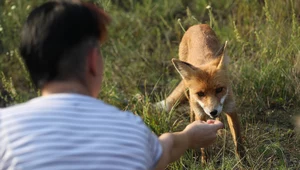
<box><xmin>210</xmin><ymin>110</ymin><xmax>218</xmax><ymax>117</ymax></box>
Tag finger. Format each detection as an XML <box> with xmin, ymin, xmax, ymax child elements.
<box><xmin>213</xmin><ymin>120</ymin><xmax>224</xmax><ymax>129</ymax></box>
<box><xmin>195</xmin><ymin>120</ymin><xmax>207</xmax><ymax>124</ymax></box>
<box><xmin>206</xmin><ymin>119</ymin><xmax>215</xmax><ymax>124</ymax></box>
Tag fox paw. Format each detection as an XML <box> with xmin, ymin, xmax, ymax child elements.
<box><xmin>154</xmin><ymin>100</ymin><xmax>170</xmax><ymax>112</ymax></box>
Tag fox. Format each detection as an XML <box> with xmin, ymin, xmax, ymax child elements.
<box><xmin>156</xmin><ymin>24</ymin><xmax>246</xmax><ymax>164</ymax></box>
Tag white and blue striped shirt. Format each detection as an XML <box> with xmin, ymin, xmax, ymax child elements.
<box><xmin>0</xmin><ymin>93</ymin><xmax>162</xmax><ymax>170</ymax></box>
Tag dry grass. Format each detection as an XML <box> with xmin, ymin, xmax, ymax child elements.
<box><xmin>1</xmin><ymin>0</ymin><xmax>300</xmax><ymax>169</ymax></box>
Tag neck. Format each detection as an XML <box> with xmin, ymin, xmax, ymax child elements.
<box><xmin>41</xmin><ymin>80</ymin><xmax>91</xmax><ymax>97</ymax></box>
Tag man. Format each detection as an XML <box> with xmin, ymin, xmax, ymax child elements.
<box><xmin>0</xmin><ymin>1</ymin><xmax>224</xmax><ymax>170</ymax></box>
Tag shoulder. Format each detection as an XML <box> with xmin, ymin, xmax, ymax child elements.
<box><xmin>0</xmin><ymin>100</ymin><xmax>31</xmax><ymax>116</ymax></box>
<box><xmin>115</xmin><ymin>109</ymin><xmax>150</xmax><ymax>132</ymax></box>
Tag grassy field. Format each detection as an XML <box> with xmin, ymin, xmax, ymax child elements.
<box><xmin>1</xmin><ymin>0</ymin><xmax>300</xmax><ymax>169</ymax></box>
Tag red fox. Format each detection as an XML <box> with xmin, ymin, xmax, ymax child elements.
<box><xmin>156</xmin><ymin>24</ymin><xmax>246</xmax><ymax>163</ymax></box>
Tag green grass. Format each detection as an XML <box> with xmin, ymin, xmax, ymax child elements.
<box><xmin>1</xmin><ymin>0</ymin><xmax>300</xmax><ymax>169</ymax></box>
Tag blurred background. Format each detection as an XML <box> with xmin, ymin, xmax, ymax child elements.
<box><xmin>0</xmin><ymin>0</ymin><xmax>299</xmax><ymax>169</ymax></box>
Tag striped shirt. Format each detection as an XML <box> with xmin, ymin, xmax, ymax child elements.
<box><xmin>0</xmin><ymin>93</ymin><xmax>162</xmax><ymax>170</ymax></box>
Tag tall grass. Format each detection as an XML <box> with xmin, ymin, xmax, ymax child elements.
<box><xmin>0</xmin><ymin>0</ymin><xmax>300</xmax><ymax>169</ymax></box>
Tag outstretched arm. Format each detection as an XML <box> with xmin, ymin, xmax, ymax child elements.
<box><xmin>155</xmin><ymin>120</ymin><xmax>224</xmax><ymax>170</ymax></box>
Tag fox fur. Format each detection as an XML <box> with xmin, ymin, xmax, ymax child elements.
<box><xmin>156</xmin><ymin>24</ymin><xmax>247</xmax><ymax>164</ymax></box>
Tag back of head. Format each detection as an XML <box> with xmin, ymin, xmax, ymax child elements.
<box><xmin>20</xmin><ymin>0</ymin><xmax>110</xmax><ymax>88</ymax></box>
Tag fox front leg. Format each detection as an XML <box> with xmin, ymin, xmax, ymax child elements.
<box><xmin>194</xmin><ymin>113</ymin><xmax>208</xmax><ymax>165</ymax></box>
<box><xmin>225</xmin><ymin>112</ymin><xmax>247</xmax><ymax>164</ymax></box>
<box><xmin>190</xmin><ymin>106</ymin><xmax>195</xmax><ymax>123</ymax></box>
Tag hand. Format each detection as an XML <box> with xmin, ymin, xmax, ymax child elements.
<box><xmin>183</xmin><ymin>119</ymin><xmax>224</xmax><ymax>148</ymax></box>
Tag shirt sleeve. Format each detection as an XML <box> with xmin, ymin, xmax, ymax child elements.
<box><xmin>148</xmin><ymin>131</ymin><xmax>163</xmax><ymax>169</ymax></box>
<box><xmin>126</xmin><ymin>111</ymin><xmax>163</xmax><ymax>169</ymax></box>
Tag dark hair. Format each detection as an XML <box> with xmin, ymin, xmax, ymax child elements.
<box><xmin>20</xmin><ymin>0</ymin><xmax>110</xmax><ymax>88</ymax></box>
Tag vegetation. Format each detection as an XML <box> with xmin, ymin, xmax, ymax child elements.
<box><xmin>1</xmin><ymin>0</ymin><xmax>300</xmax><ymax>169</ymax></box>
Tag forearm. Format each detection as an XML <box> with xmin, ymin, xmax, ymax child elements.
<box><xmin>155</xmin><ymin>132</ymin><xmax>189</xmax><ymax>170</ymax></box>
<box><xmin>154</xmin><ymin>120</ymin><xmax>224</xmax><ymax>169</ymax></box>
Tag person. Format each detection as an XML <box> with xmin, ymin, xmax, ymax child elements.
<box><xmin>0</xmin><ymin>1</ymin><xmax>224</xmax><ymax>170</ymax></box>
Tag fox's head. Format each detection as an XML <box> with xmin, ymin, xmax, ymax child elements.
<box><xmin>172</xmin><ymin>42</ymin><xmax>232</xmax><ymax>118</ymax></box>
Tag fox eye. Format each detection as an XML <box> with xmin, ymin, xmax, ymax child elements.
<box><xmin>216</xmin><ymin>87</ymin><xmax>223</xmax><ymax>94</ymax></box>
<box><xmin>197</xmin><ymin>91</ymin><xmax>205</xmax><ymax>97</ymax></box>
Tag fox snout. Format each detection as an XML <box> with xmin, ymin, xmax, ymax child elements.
<box><xmin>196</xmin><ymin>90</ymin><xmax>228</xmax><ymax>118</ymax></box>
<box><xmin>210</xmin><ymin>110</ymin><xmax>218</xmax><ymax>117</ymax></box>
<box><xmin>197</xmin><ymin>100</ymin><xmax>223</xmax><ymax>118</ymax></box>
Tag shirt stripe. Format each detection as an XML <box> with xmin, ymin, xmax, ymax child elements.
<box><xmin>0</xmin><ymin>93</ymin><xmax>162</xmax><ymax>170</ymax></box>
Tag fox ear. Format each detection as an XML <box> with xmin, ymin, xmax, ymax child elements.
<box><xmin>215</xmin><ymin>41</ymin><xmax>228</xmax><ymax>57</ymax></box>
<box><xmin>216</xmin><ymin>41</ymin><xmax>230</xmax><ymax>69</ymax></box>
<box><xmin>172</xmin><ymin>59</ymin><xmax>197</xmax><ymax>80</ymax></box>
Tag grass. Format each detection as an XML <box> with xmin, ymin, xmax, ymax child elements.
<box><xmin>1</xmin><ymin>0</ymin><xmax>300</xmax><ymax>169</ymax></box>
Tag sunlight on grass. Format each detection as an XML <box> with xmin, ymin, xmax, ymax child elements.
<box><xmin>1</xmin><ymin>0</ymin><xmax>300</xmax><ymax>169</ymax></box>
